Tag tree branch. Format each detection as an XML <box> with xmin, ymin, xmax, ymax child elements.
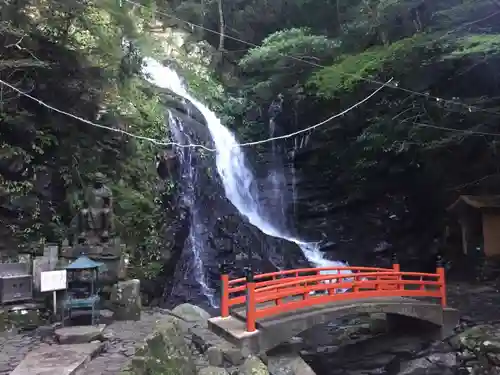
<box><xmin>217</xmin><ymin>0</ymin><xmax>225</xmax><ymax>51</ymax></box>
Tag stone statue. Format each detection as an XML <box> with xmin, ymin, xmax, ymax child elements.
<box><xmin>77</xmin><ymin>172</ymin><xmax>113</xmax><ymax>244</ymax></box>
<box><xmin>60</xmin><ymin>172</ymin><xmax>126</xmax><ymax>283</ymax></box>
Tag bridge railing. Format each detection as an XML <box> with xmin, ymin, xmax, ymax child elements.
<box><xmin>219</xmin><ymin>258</ymin><xmax>447</xmax><ymax>333</ymax></box>
<box><xmin>219</xmin><ymin>264</ymin><xmax>400</xmax><ymax>317</ymax></box>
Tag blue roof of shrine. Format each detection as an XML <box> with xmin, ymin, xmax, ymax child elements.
<box><xmin>65</xmin><ymin>255</ymin><xmax>103</xmax><ymax>270</ymax></box>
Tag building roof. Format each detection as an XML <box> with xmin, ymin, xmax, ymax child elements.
<box><xmin>448</xmin><ymin>195</ymin><xmax>500</xmax><ymax>213</ymax></box>
<box><xmin>65</xmin><ymin>255</ymin><xmax>103</xmax><ymax>270</ymax></box>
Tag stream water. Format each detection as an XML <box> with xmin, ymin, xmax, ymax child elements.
<box><xmin>143</xmin><ymin>58</ymin><xmax>347</xmax><ymax>306</ymax></box>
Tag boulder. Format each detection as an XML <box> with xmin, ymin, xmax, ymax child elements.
<box><xmin>171</xmin><ymin>303</ymin><xmax>211</xmax><ymax>327</ymax></box>
<box><xmin>110</xmin><ymin>279</ymin><xmax>141</xmax><ymax>321</ymax></box>
<box><xmin>126</xmin><ymin>315</ymin><xmax>196</xmax><ymax>375</ymax></box>
<box><xmin>240</xmin><ymin>356</ymin><xmax>269</xmax><ymax>375</ymax></box>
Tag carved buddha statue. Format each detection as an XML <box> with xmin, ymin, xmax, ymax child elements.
<box><xmin>77</xmin><ymin>172</ymin><xmax>113</xmax><ymax>244</ymax></box>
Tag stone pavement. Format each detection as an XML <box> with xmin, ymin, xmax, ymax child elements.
<box><xmin>80</xmin><ymin>311</ymin><xmax>164</xmax><ymax>375</ymax></box>
<box><xmin>0</xmin><ymin>332</ymin><xmax>44</xmax><ymax>375</ymax></box>
<box><xmin>0</xmin><ymin>309</ymin><xmax>168</xmax><ymax>375</ymax></box>
<box><xmin>11</xmin><ymin>342</ymin><xmax>104</xmax><ymax>375</ymax></box>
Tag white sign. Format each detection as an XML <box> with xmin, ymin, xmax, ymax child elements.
<box><xmin>40</xmin><ymin>270</ymin><xmax>67</xmax><ymax>292</ymax></box>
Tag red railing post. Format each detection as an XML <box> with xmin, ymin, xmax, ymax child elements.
<box><xmin>392</xmin><ymin>253</ymin><xmax>400</xmax><ymax>272</ymax></box>
<box><xmin>219</xmin><ymin>263</ymin><xmax>230</xmax><ymax>317</ymax></box>
<box><xmin>392</xmin><ymin>253</ymin><xmax>401</xmax><ymax>290</ymax></box>
<box><xmin>436</xmin><ymin>256</ymin><xmax>447</xmax><ymax>307</ymax></box>
<box><xmin>245</xmin><ymin>268</ymin><xmax>257</xmax><ymax>332</ymax></box>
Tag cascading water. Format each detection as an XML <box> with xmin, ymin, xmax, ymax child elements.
<box><xmin>143</xmin><ymin>58</ymin><xmax>347</xmax><ymax>305</ymax></box>
<box><xmin>267</xmin><ymin>119</ymin><xmax>288</xmax><ymax>230</ymax></box>
<box><xmin>290</xmin><ymin>132</ymin><xmax>311</xmax><ymax>223</ymax></box>
<box><xmin>168</xmin><ymin>112</ymin><xmax>217</xmax><ymax>307</ymax></box>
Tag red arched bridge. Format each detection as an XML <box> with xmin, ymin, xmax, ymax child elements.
<box><xmin>208</xmin><ymin>259</ymin><xmax>459</xmax><ymax>354</ymax></box>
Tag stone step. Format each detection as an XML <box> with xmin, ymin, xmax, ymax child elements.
<box><xmin>55</xmin><ymin>324</ymin><xmax>106</xmax><ymax>344</ymax></box>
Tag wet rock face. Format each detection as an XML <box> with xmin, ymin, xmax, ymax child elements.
<box><xmin>163</xmin><ymin>106</ymin><xmax>299</xmax><ymax>309</ymax></box>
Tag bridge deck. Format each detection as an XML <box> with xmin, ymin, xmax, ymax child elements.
<box><xmin>208</xmin><ymin>296</ymin><xmax>458</xmax><ymax>354</ymax></box>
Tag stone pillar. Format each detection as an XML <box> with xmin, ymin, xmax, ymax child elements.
<box><xmin>43</xmin><ymin>243</ymin><xmax>59</xmax><ymax>270</ymax></box>
<box><xmin>110</xmin><ymin>279</ymin><xmax>141</xmax><ymax>321</ymax></box>
<box><xmin>32</xmin><ymin>258</ymin><xmax>50</xmax><ymax>292</ymax></box>
<box><xmin>33</xmin><ymin>243</ymin><xmax>59</xmax><ymax>292</ymax></box>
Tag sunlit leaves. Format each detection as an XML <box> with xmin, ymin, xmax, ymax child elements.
<box><xmin>448</xmin><ymin>34</ymin><xmax>500</xmax><ymax>58</ymax></box>
<box><xmin>238</xmin><ymin>27</ymin><xmax>338</xmax><ymax>100</ymax></box>
<box><xmin>308</xmin><ymin>34</ymin><xmax>441</xmax><ymax>96</ymax></box>
<box><xmin>239</xmin><ymin>27</ymin><xmax>339</xmax><ymax>72</ymax></box>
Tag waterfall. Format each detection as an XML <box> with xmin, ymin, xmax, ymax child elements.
<box><xmin>268</xmin><ymin>118</ymin><xmax>287</xmax><ymax>230</ymax></box>
<box><xmin>290</xmin><ymin>132</ymin><xmax>311</xmax><ymax>221</ymax></box>
<box><xmin>290</xmin><ymin>139</ymin><xmax>299</xmax><ymax>221</ymax></box>
<box><xmin>168</xmin><ymin>112</ymin><xmax>217</xmax><ymax>307</ymax></box>
<box><xmin>143</xmin><ymin>58</ymin><xmax>347</xmax><ymax>304</ymax></box>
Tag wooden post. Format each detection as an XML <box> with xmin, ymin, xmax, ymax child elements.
<box><xmin>53</xmin><ymin>290</ymin><xmax>57</xmax><ymax>316</ymax></box>
<box><xmin>245</xmin><ymin>268</ymin><xmax>257</xmax><ymax>332</ymax></box>
<box><xmin>436</xmin><ymin>255</ymin><xmax>447</xmax><ymax>307</ymax></box>
<box><xmin>392</xmin><ymin>253</ymin><xmax>401</xmax><ymax>290</ymax></box>
<box><xmin>459</xmin><ymin>218</ymin><xmax>469</xmax><ymax>255</ymax></box>
<box><xmin>392</xmin><ymin>253</ymin><xmax>400</xmax><ymax>272</ymax></box>
<box><xmin>219</xmin><ymin>263</ymin><xmax>230</xmax><ymax>318</ymax></box>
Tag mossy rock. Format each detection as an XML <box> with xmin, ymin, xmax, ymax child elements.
<box><xmin>240</xmin><ymin>356</ymin><xmax>269</xmax><ymax>375</ymax></box>
<box><xmin>0</xmin><ymin>306</ymin><xmax>45</xmax><ymax>333</ymax></box>
<box><xmin>121</xmin><ymin>315</ymin><xmax>196</xmax><ymax>375</ymax></box>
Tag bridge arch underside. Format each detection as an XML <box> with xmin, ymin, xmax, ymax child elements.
<box><xmin>239</xmin><ymin>299</ymin><xmax>459</xmax><ymax>354</ymax></box>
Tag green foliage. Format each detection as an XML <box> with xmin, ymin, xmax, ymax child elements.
<box><xmin>0</xmin><ymin>0</ymin><xmax>170</xmax><ymax>281</ymax></box>
<box><xmin>239</xmin><ymin>27</ymin><xmax>338</xmax><ymax>100</ymax></box>
<box><xmin>308</xmin><ymin>34</ymin><xmax>439</xmax><ymax>96</ymax></box>
<box><xmin>239</xmin><ymin>28</ymin><xmax>338</xmax><ymax>71</ymax></box>
<box><xmin>448</xmin><ymin>34</ymin><xmax>500</xmax><ymax>57</ymax></box>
